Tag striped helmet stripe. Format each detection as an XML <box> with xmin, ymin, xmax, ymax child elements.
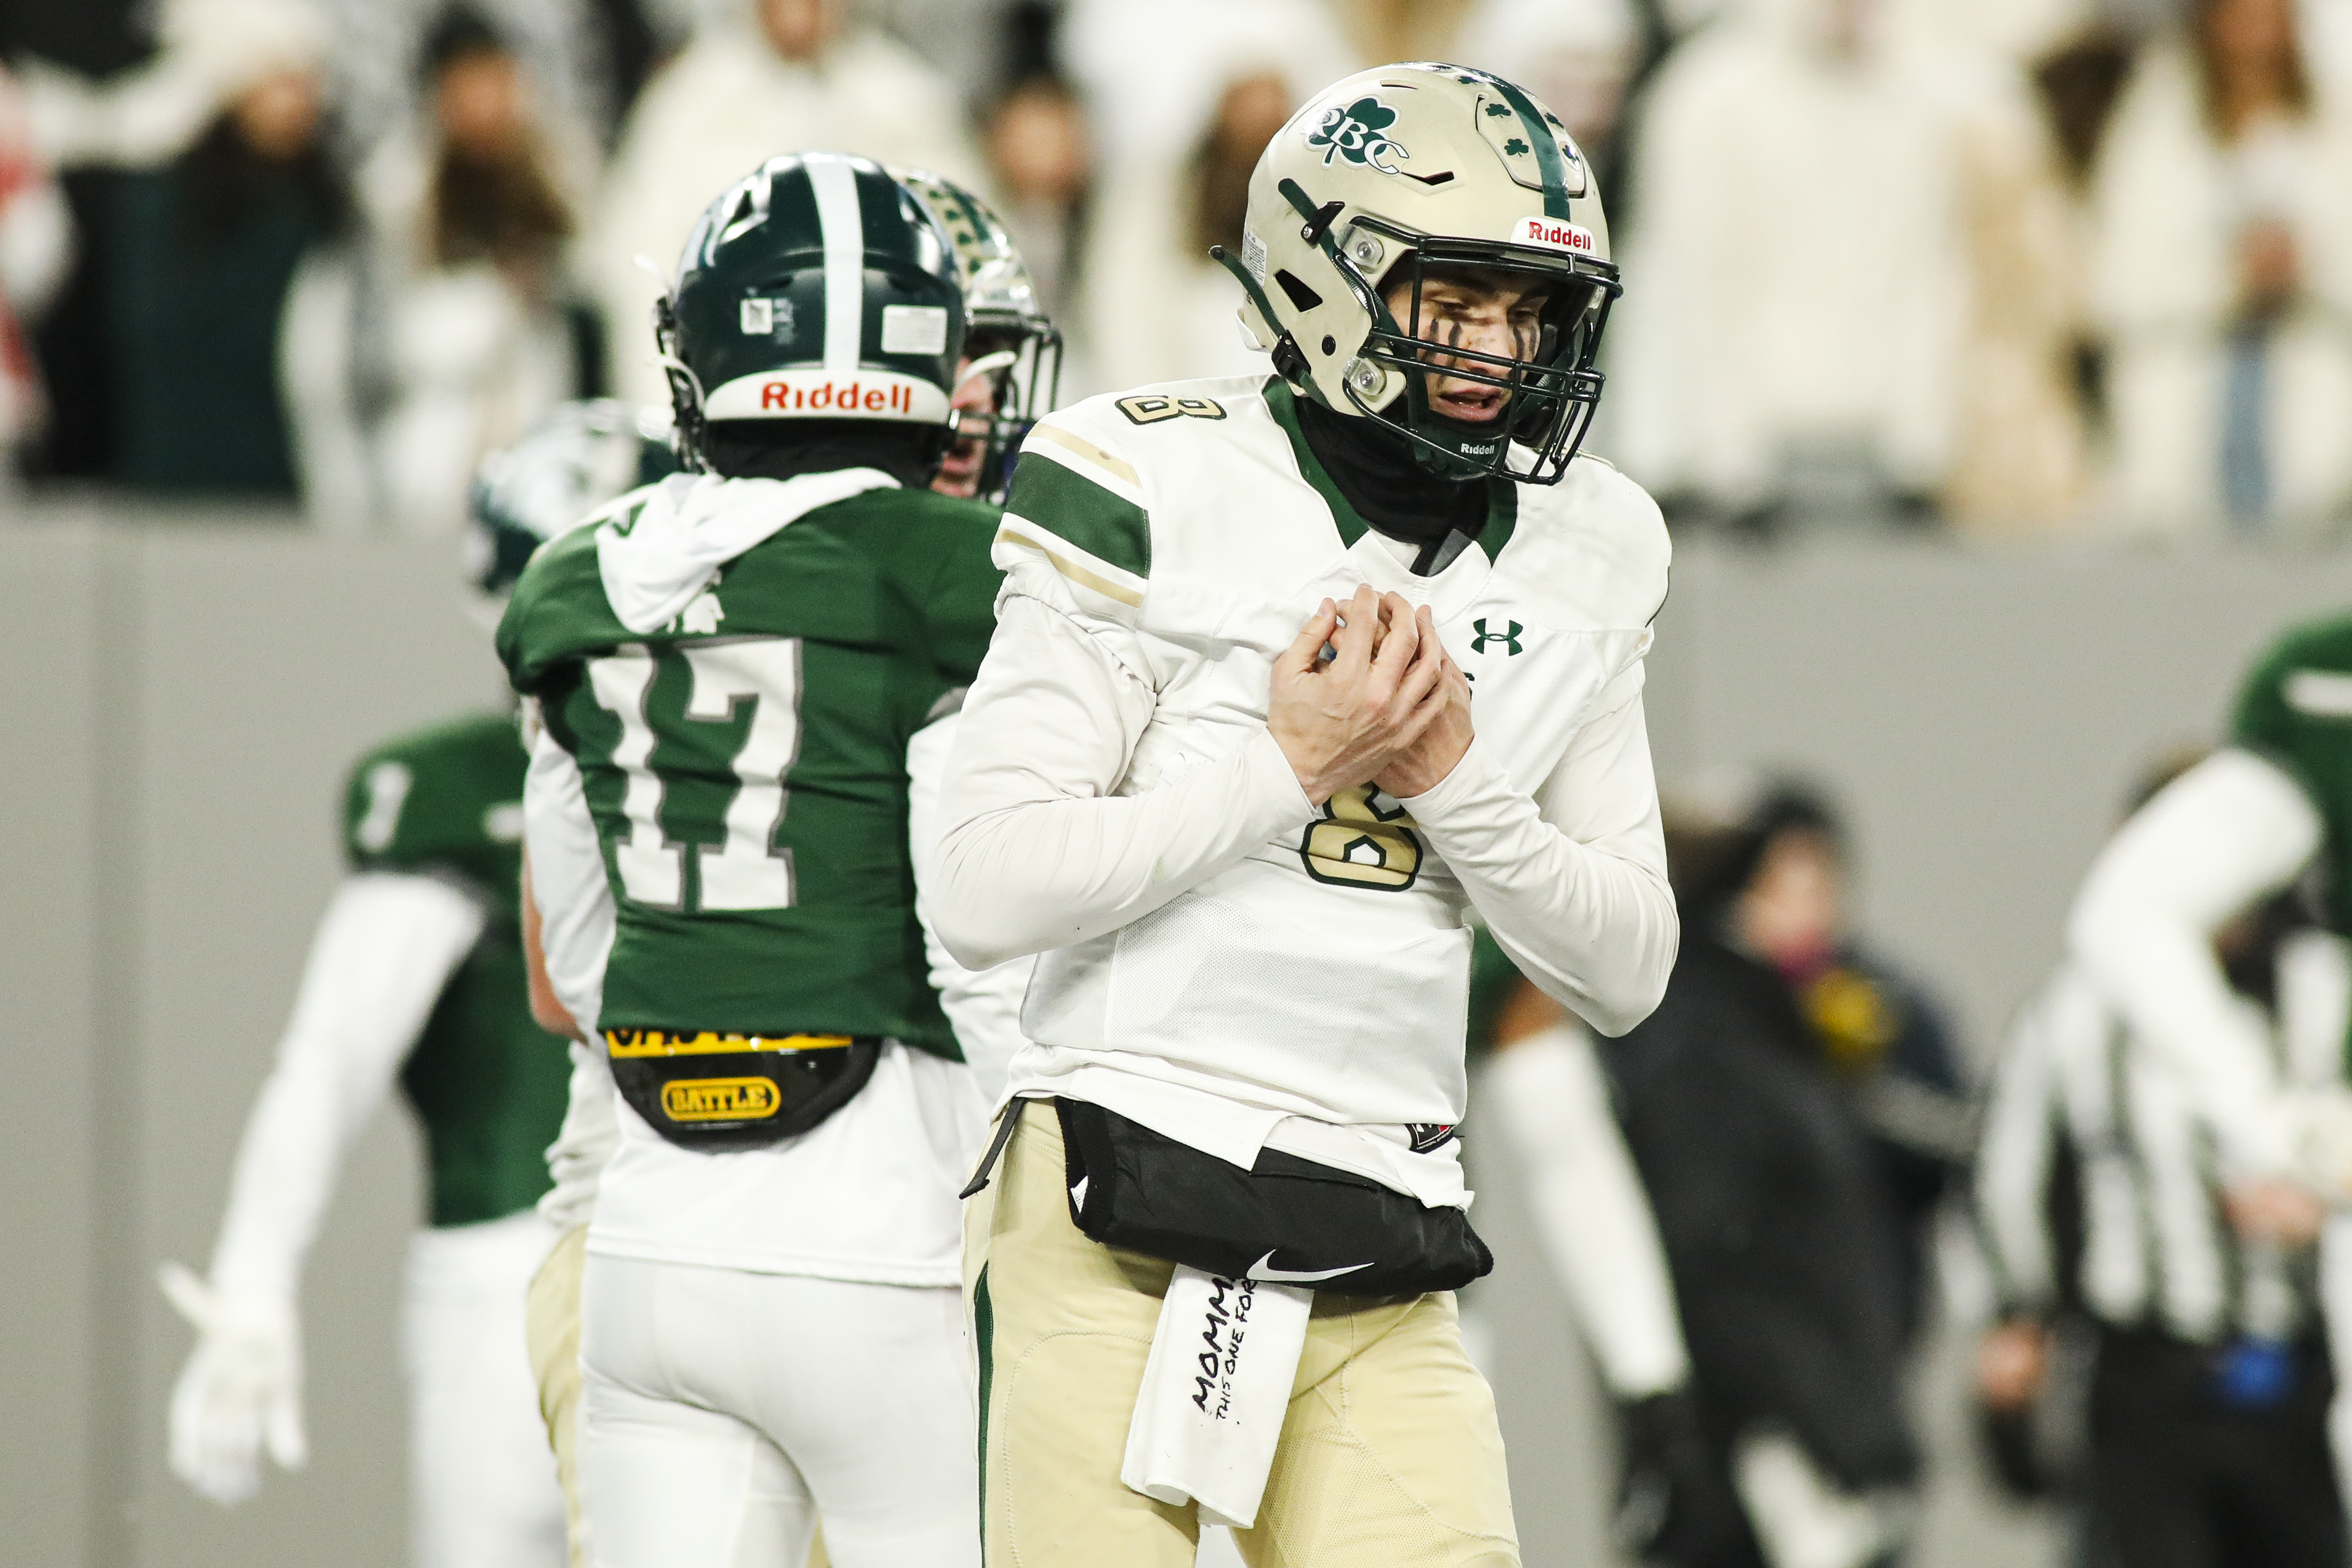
<box><xmin>804</xmin><ymin>152</ymin><xmax>865</xmax><ymax>372</ymax></box>
<box><xmin>1451</xmin><ymin>66</ymin><xmax>1578</xmax><ymax>222</ymax></box>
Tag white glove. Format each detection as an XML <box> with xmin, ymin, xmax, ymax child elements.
<box><xmin>159</xmin><ymin>1263</ymin><xmax>307</xmax><ymax>1505</ymax></box>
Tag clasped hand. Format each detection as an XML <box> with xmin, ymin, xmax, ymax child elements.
<box><xmin>1269</xmin><ymin>585</ymin><xmax>1473</xmax><ymax>807</ymax></box>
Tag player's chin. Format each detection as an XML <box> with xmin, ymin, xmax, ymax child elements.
<box><xmin>932</xmin><ymin>449</ymin><xmax>983</xmax><ymax>498</ymax></box>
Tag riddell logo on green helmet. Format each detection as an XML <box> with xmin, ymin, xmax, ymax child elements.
<box><xmin>703</xmin><ymin>367</ymin><xmax>950</xmax><ymax>422</ymax></box>
<box><xmin>1307</xmin><ymin>96</ymin><xmax>1410</xmax><ymax>175</ymax></box>
<box><xmin>760</xmin><ymin>379</ymin><xmax>918</xmax><ymax>414</ymax></box>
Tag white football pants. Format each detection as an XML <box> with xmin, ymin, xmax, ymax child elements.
<box><xmin>403</xmin><ymin>1210</ymin><xmax>570</xmax><ymax>1568</ymax></box>
<box><xmin>578</xmin><ymin>1254</ymin><xmax>979</xmax><ymax>1568</ymax></box>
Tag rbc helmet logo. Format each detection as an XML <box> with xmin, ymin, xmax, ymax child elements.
<box><xmin>1307</xmin><ymin>96</ymin><xmax>1410</xmax><ymax>175</ymax></box>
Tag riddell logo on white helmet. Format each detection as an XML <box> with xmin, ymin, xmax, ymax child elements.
<box><xmin>1512</xmin><ymin>216</ymin><xmax>1597</xmax><ymax>255</ymax></box>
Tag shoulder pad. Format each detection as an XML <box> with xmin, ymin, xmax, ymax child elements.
<box><xmin>344</xmin><ymin>713</ymin><xmax>527</xmax><ymax>873</ymax></box>
<box><xmin>998</xmin><ymin>401</ymin><xmax>1155</xmax><ymax>611</ymax></box>
<box><xmin>1501</xmin><ymin>455</ymin><xmax>1670</xmax><ymax>630</ymax></box>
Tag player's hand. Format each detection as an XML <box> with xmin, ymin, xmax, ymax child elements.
<box><xmin>2225</xmin><ymin>1178</ymin><xmax>2325</xmax><ymax>1247</ymax></box>
<box><xmin>1269</xmin><ymin>586</ymin><xmax>1448</xmax><ymax>806</ymax></box>
<box><xmin>1974</xmin><ymin>1319</ymin><xmax>2049</xmax><ymax>1412</ymax></box>
<box><xmin>159</xmin><ymin>1263</ymin><xmax>308</xmax><ymax>1506</ymax></box>
<box><xmin>1374</xmin><ymin>622</ymin><xmax>1472</xmax><ymax>799</ymax></box>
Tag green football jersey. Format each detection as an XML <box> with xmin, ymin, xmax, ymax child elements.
<box><xmin>1467</xmin><ymin>926</ymin><xmax>1524</xmax><ymax>1059</ymax></box>
<box><xmin>2233</xmin><ymin>611</ymin><xmax>2352</xmax><ymax>935</ymax></box>
<box><xmin>496</xmin><ymin>483</ymin><xmax>1002</xmax><ymax>1057</ymax></box>
<box><xmin>342</xmin><ymin>712</ymin><xmax>573</xmax><ymax>1227</ymax></box>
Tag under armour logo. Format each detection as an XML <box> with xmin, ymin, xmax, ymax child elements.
<box><xmin>1470</xmin><ymin>618</ymin><xmax>1522</xmax><ymax>656</ymax></box>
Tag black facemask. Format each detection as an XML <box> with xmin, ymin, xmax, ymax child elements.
<box><xmin>702</xmin><ymin>419</ymin><xmax>946</xmax><ymax>489</ymax></box>
<box><xmin>1293</xmin><ymin>394</ymin><xmax>1487</xmax><ymax>560</ymax></box>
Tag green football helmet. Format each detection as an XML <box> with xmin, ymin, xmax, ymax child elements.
<box><xmin>466</xmin><ymin>399</ymin><xmax>678</xmax><ymax>616</ymax></box>
<box><xmin>654</xmin><ymin>152</ymin><xmax>969</xmax><ymax>467</ymax></box>
<box><xmin>889</xmin><ymin>166</ymin><xmax>1061</xmax><ymax>501</ymax></box>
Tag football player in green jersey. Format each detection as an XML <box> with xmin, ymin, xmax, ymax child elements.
<box><xmin>2071</xmin><ymin>614</ymin><xmax>2352</xmax><ymax>1249</ymax></box>
<box><xmin>157</xmin><ymin>400</ymin><xmax>674</xmax><ymax>1568</ymax></box>
<box><xmin>501</xmin><ymin>153</ymin><xmax>1004</xmax><ymax>1568</ymax></box>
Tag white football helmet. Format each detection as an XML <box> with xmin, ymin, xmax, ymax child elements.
<box><xmin>1216</xmin><ymin>62</ymin><xmax>1619</xmax><ymax>484</ymax></box>
<box><xmin>890</xmin><ymin>165</ymin><xmax>1063</xmax><ymax>500</ymax></box>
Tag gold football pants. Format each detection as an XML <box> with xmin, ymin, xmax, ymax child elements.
<box><xmin>962</xmin><ymin>1101</ymin><xmax>1520</xmax><ymax>1567</ymax></box>
<box><xmin>526</xmin><ymin>1224</ymin><xmax>592</xmax><ymax>1568</ymax></box>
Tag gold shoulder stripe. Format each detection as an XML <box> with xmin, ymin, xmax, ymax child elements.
<box><xmin>1029</xmin><ymin>423</ymin><xmax>1141</xmax><ymax>489</ymax></box>
<box><xmin>996</xmin><ymin>526</ymin><xmax>1146</xmax><ymax>608</ymax></box>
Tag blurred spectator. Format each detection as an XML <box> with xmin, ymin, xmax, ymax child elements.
<box><xmin>1454</xmin><ymin>0</ymin><xmax>1644</xmax><ymax>200</ymax></box>
<box><xmin>1595</xmin><ymin>791</ymin><xmax>1924</xmax><ymax>1568</ymax></box>
<box><xmin>592</xmin><ymin>0</ymin><xmax>982</xmax><ymax>407</ymax></box>
<box><xmin>1081</xmin><ymin>68</ymin><xmax>1293</xmax><ymax>389</ymax></box>
<box><xmin>1060</xmin><ymin>0</ymin><xmax>1351</xmax><ymax>391</ymax></box>
<box><xmin>1699</xmin><ymin>782</ymin><xmax>1971</xmax><ymax>1335</ymax></box>
<box><xmin>105</xmin><ymin>22</ymin><xmax>352</xmax><ymax>495</ymax></box>
<box><xmin>975</xmin><ymin>6</ymin><xmax>1085</xmax><ymax>389</ymax></box>
<box><xmin>1608</xmin><ymin>0</ymin><xmax>2086</xmax><ymax>533</ymax></box>
<box><xmin>356</xmin><ymin>9</ymin><xmax>597</xmax><ymax>535</ymax></box>
<box><xmin>983</xmin><ymin>74</ymin><xmax>1087</xmax><ymax>348</ymax></box>
<box><xmin>1977</xmin><ymin>752</ymin><xmax>2345</xmax><ymax>1567</ymax></box>
<box><xmin>978</xmin><ymin>72</ymin><xmax>1086</xmax><ymax>373</ymax></box>
<box><xmin>2026</xmin><ymin>23</ymin><xmax>2140</xmax><ymax>446</ymax></box>
<box><xmin>1470</xmin><ymin>932</ymin><xmax>1752</xmax><ymax>1567</ymax></box>
<box><xmin>1941</xmin><ymin>40</ymin><xmax>2096</xmax><ymax>535</ymax></box>
<box><xmin>0</xmin><ymin>62</ymin><xmax>71</xmax><ymax>481</ymax></box>
<box><xmin>2089</xmin><ymin>0</ymin><xmax>2352</xmax><ymax>537</ymax></box>
<box><xmin>316</xmin><ymin>0</ymin><xmax>659</xmax><ymax>164</ymax></box>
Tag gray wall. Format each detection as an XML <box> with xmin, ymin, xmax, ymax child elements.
<box><xmin>6</xmin><ymin>507</ymin><xmax>2349</xmax><ymax>1567</ymax></box>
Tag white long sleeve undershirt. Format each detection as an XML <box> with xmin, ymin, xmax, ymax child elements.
<box><xmin>208</xmin><ymin>874</ymin><xmax>486</xmax><ymax>1304</ymax></box>
<box><xmin>931</xmin><ymin>594</ymin><xmax>1676</xmax><ymax>1037</ymax></box>
<box><xmin>2068</xmin><ymin>748</ymin><xmax>2324</xmax><ymax>1177</ymax></box>
<box><xmin>1485</xmin><ymin>1022</ymin><xmax>1690</xmax><ymax>1397</ymax></box>
<box><xmin>931</xmin><ymin>596</ymin><xmax>1320</xmax><ymax>970</ymax></box>
<box><xmin>907</xmin><ymin>712</ymin><xmax>1035</xmax><ymax>1110</ymax></box>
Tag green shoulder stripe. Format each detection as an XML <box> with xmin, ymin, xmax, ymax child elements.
<box><xmin>1003</xmin><ymin>446</ymin><xmax>1150</xmax><ymax>580</ymax></box>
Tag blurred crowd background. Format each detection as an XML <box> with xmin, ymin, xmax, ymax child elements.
<box><xmin>4</xmin><ymin>0</ymin><xmax>2352</xmax><ymax>542</ymax></box>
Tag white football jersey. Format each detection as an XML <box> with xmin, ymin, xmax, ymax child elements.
<box><xmin>981</xmin><ymin>373</ymin><xmax>1670</xmax><ymax>1197</ymax></box>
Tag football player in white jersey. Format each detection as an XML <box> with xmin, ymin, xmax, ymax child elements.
<box><xmin>931</xmin><ymin>63</ymin><xmax>1677</xmax><ymax>1568</ymax></box>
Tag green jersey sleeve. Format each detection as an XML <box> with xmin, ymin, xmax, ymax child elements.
<box><xmin>1467</xmin><ymin>925</ymin><xmax>1528</xmax><ymax>1060</ymax></box>
<box><xmin>897</xmin><ymin>490</ymin><xmax>1005</xmax><ymax>687</ymax></box>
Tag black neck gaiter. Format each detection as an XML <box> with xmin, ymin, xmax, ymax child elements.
<box><xmin>703</xmin><ymin>419</ymin><xmax>942</xmax><ymax>489</ymax></box>
<box><xmin>1293</xmin><ymin>394</ymin><xmax>1487</xmax><ymax>552</ymax></box>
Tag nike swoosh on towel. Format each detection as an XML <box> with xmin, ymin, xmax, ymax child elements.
<box><xmin>1247</xmin><ymin>1252</ymin><xmax>1372</xmax><ymax>1284</ymax></box>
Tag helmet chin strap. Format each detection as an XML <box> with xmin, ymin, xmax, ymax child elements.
<box><xmin>652</xmin><ymin>290</ymin><xmax>713</xmax><ymax>474</ymax></box>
